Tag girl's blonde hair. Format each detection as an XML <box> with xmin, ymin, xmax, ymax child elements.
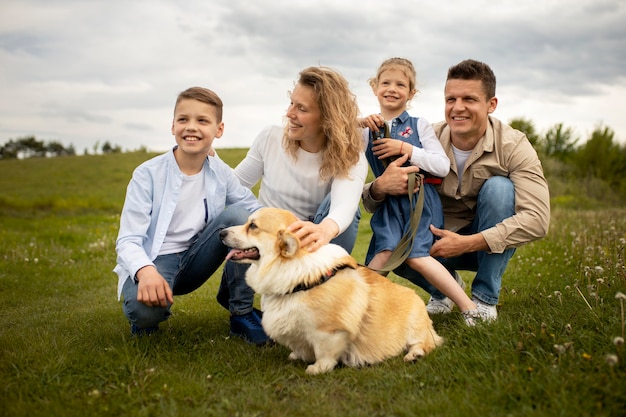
<box><xmin>283</xmin><ymin>66</ymin><xmax>362</xmax><ymax>180</ymax></box>
<box><xmin>368</xmin><ymin>57</ymin><xmax>418</xmax><ymax>95</ymax></box>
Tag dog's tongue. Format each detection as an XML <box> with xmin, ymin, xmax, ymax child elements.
<box><xmin>225</xmin><ymin>247</ymin><xmax>260</xmax><ymax>261</ymax></box>
<box><xmin>225</xmin><ymin>249</ymin><xmax>241</xmax><ymax>261</ymax></box>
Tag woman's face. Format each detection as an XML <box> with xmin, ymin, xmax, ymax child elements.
<box><xmin>285</xmin><ymin>83</ymin><xmax>324</xmax><ymax>150</ymax></box>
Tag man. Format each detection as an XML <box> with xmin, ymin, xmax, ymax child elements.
<box><xmin>361</xmin><ymin>59</ymin><xmax>550</xmax><ymax>322</ymax></box>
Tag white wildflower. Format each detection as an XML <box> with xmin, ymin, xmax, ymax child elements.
<box><xmin>605</xmin><ymin>354</ymin><xmax>619</xmax><ymax>367</ymax></box>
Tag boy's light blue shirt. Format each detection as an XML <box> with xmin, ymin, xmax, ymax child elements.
<box><xmin>114</xmin><ymin>147</ymin><xmax>261</xmax><ymax>299</ymax></box>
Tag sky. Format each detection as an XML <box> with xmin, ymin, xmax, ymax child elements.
<box><xmin>1</xmin><ymin>0</ymin><xmax>625</xmax><ymax>154</ymax></box>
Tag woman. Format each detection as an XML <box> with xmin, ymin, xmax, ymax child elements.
<box><xmin>235</xmin><ymin>66</ymin><xmax>368</xmax><ymax>253</ymax></box>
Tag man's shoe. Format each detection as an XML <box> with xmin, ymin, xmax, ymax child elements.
<box><xmin>230</xmin><ymin>310</ymin><xmax>270</xmax><ymax>345</ymax></box>
<box><xmin>130</xmin><ymin>324</ymin><xmax>159</xmax><ymax>336</ymax></box>
<box><xmin>426</xmin><ymin>271</ymin><xmax>466</xmax><ymax>315</ymax></box>
<box><xmin>473</xmin><ymin>297</ymin><xmax>498</xmax><ymax>322</ymax></box>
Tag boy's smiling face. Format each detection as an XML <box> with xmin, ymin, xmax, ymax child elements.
<box><xmin>171</xmin><ymin>98</ymin><xmax>224</xmax><ymax>157</ymax></box>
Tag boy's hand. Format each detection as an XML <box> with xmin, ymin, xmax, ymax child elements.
<box><xmin>136</xmin><ymin>265</ymin><xmax>174</xmax><ymax>308</ymax></box>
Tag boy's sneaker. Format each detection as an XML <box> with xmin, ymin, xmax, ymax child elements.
<box><xmin>461</xmin><ymin>309</ymin><xmax>481</xmax><ymax>327</ymax></box>
<box><xmin>130</xmin><ymin>324</ymin><xmax>159</xmax><ymax>336</ymax></box>
<box><xmin>473</xmin><ymin>297</ymin><xmax>498</xmax><ymax>322</ymax></box>
<box><xmin>230</xmin><ymin>310</ymin><xmax>270</xmax><ymax>345</ymax></box>
<box><xmin>426</xmin><ymin>271</ymin><xmax>466</xmax><ymax>315</ymax></box>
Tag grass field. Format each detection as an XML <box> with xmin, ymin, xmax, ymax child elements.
<box><xmin>1</xmin><ymin>150</ymin><xmax>625</xmax><ymax>417</ymax></box>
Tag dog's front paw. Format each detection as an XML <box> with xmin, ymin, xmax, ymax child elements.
<box><xmin>288</xmin><ymin>352</ymin><xmax>300</xmax><ymax>361</ymax></box>
<box><xmin>403</xmin><ymin>347</ymin><xmax>425</xmax><ymax>362</ymax></box>
<box><xmin>305</xmin><ymin>359</ymin><xmax>337</xmax><ymax>375</ymax></box>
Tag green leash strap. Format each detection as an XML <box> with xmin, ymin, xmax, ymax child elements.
<box><xmin>370</xmin><ymin>124</ymin><xmax>425</xmax><ymax>274</ymax></box>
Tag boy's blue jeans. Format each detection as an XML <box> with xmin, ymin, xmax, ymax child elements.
<box><xmin>121</xmin><ymin>206</ymin><xmax>255</xmax><ymax>329</ymax></box>
<box><xmin>394</xmin><ymin>176</ymin><xmax>516</xmax><ymax>305</ymax></box>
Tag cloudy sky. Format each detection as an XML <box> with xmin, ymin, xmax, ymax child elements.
<box><xmin>1</xmin><ymin>0</ymin><xmax>625</xmax><ymax>154</ymax></box>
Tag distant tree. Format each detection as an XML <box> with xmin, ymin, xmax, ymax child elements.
<box><xmin>0</xmin><ymin>136</ymin><xmax>46</xmax><ymax>159</ymax></box>
<box><xmin>46</xmin><ymin>140</ymin><xmax>76</xmax><ymax>157</ymax></box>
<box><xmin>0</xmin><ymin>139</ymin><xmax>20</xmax><ymax>159</ymax></box>
<box><xmin>0</xmin><ymin>136</ymin><xmax>76</xmax><ymax>159</ymax></box>
<box><xmin>542</xmin><ymin>123</ymin><xmax>578</xmax><ymax>161</ymax></box>
<box><xmin>101</xmin><ymin>141</ymin><xmax>122</xmax><ymax>154</ymax></box>
<box><xmin>510</xmin><ymin>117</ymin><xmax>540</xmax><ymax>149</ymax></box>
<box><xmin>573</xmin><ymin>124</ymin><xmax>623</xmax><ymax>182</ymax></box>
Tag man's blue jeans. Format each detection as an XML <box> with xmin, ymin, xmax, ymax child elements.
<box><xmin>122</xmin><ymin>206</ymin><xmax>255</xmax><ymax>329</ymax></box>
<box><xmin>394</xmin><ymin>176</ymin><xmax>516</xmax><ymax>305</ymax></box>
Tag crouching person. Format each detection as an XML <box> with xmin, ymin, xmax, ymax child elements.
<box><xmin>113</xmin><ymin>86</ymin><xmax>268</xmax><ymax>344</ymax></box>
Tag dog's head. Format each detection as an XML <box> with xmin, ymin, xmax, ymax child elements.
<box><xmin>220</xmin><ymin>207</ymin><xmax>302</xmax><ymax>264</ymax></box>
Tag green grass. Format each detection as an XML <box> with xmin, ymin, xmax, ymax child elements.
<box><xmin>1</xmin><ymin>151</ymin><xmax>625</xmax><ymax>417</ymax></box>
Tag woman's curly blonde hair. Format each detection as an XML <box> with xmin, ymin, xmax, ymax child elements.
<box><xmin>283</xmin><ymin>66</ymin><xmax>363</xmax><ymax>180</ymax></box>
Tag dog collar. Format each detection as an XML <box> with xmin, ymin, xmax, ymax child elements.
<box><xmin>289</xmin><ymin>264</ymin><xmax>355</xmax><ymax>294</ymax></box>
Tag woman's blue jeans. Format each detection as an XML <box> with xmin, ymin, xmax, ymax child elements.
<box><xmin>312</xmin><ymin>193</ymin><xmax>361</xmax><ymax>253</ymax></box>
<box><xmin>122</xmin><ymin>206</ymin><xmax>255</xmax><ymax>329</ymax></box>
<box><xmin>394</xmin><ymin>176</ymin><xmax>516</xmax><ymax>305</ymax></box>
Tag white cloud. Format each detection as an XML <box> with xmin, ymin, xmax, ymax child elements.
<box><xmin>0</xmin><ymin>0</ymin><xmax>625</xmax><ymax>154</ymax></box>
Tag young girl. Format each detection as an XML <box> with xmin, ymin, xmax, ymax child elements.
<box><xmin>362</xmin><ymin>58</ymin><xmax>480</xmax><ymax>326</ymax></box>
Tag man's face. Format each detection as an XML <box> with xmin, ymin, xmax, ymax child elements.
<box><xmin>444</xmin><ymin>79</ymin><xmax>497</xmax><ymax>145</ymax></box>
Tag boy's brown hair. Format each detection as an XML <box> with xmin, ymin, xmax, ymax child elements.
<box><xmin>175</xmin><ymin>87</ymin><xmax>223</xmax><ymax>122</ymax></box>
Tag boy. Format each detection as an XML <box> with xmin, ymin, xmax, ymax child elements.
<box><xmin>114</xmin><ymin>87</ymin><xmax>268</xmax><ymax>344</ymax></box>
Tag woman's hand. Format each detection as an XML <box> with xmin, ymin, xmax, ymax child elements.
<box><xmin>287</xmin><ymin>219</ymin><xmax>339</xmax><ymax>252</ymax></box>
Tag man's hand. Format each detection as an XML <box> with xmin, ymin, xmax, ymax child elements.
<box><xmin>136</xmin><ymin>265</ymin><xmax>174</xmax><ymax>308</ymax></box>
<box><xmin>430</xmin><ymin>225</ymin><xmax>489</xmax><ymax>258</ymax></box>
<box><xmin>370</xmin><ymin>154</ymin><xmax>421</xmax><ymax>199</ymax></box>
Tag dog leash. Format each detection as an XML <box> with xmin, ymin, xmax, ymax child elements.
<box><xmin>371</xmin><ymin>123</ymin><xmax>425</xmax><ymax>274</ymax></box>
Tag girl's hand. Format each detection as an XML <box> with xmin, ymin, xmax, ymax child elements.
<box><xmin>359</xmin><ymin>114</ymin><xmax>385</xmax><ymax>131</ymax></box>
<box><xmin>372</xmin><ymin>138</ymin><xmax>411</xmax><ymax>160</ymax></box>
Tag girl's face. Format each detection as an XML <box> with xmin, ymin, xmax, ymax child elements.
<box><xmin>372</xmin><ymin>68</ymin><xmax>415</xmax><ymax>118</ymax></box>
<box><xmin>171</xmin><ymin>98</ymin><xmax>223</xmax><ymax>157</ymax></box>
<box><xmin>285</xmin><ymin>83</ymin><xmax>324</xmax><ymax>151</ymax></box>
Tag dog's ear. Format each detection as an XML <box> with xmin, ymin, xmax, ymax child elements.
<box><xmin>278</xmin><ymin>230</ymin><xmax>299</xmax><ymax>258</ymax></box>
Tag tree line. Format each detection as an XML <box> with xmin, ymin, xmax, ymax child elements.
<box><xmin>509</xmin><ymin>118</ymin><xmax>626</xmax><ymax>203</ymax></box>
<box><xmin>2</xmin><ymin>119</ymin><xmax>626</xmax><ymax>203</ymax></box>
<box><xmin>0</xmin><ymin>136</ymin><xmax>122</xmax><ymax>159</ymax></box>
